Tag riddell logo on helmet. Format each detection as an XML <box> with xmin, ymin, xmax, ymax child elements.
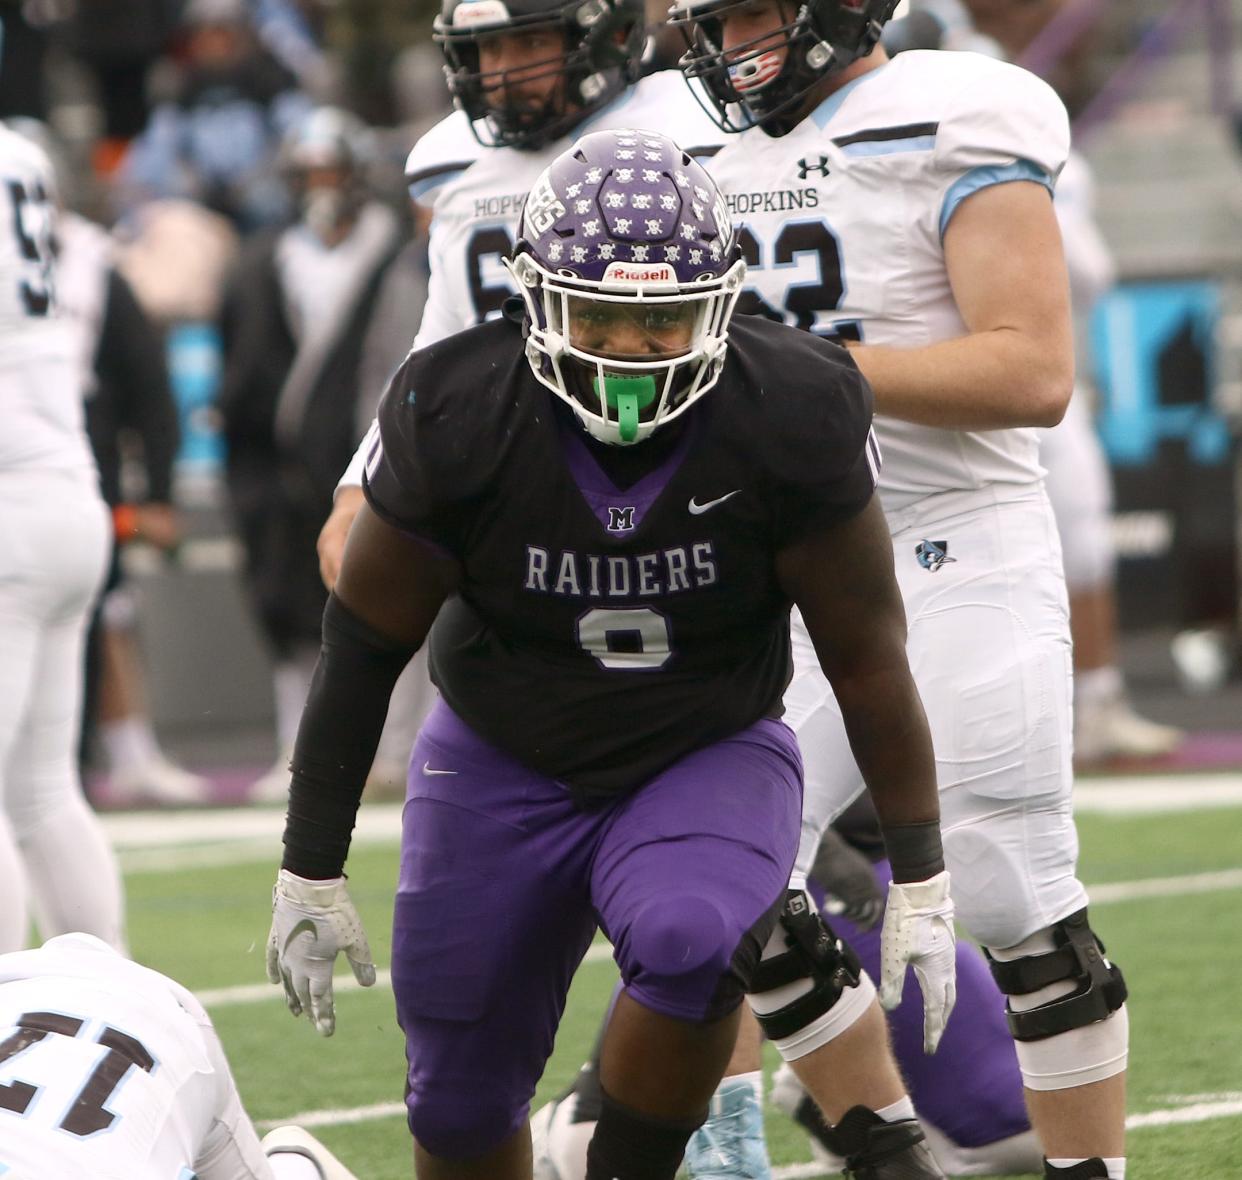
<box><xmin>451</xmin><ymin>0</ymin><xmax>511</xmax><ymax>27</ymax></box>
<box><xmin>603</xmin><ymin>262</ymin><xmax>676</xmax><ymax>284</ymax></box>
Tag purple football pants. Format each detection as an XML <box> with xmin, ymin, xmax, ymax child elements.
<box><xmin>815</xmin><ymin>863</ymin><xmax>1031</xmax><ymax>1148</ymax></box>
<box><xmin>393</xmin><ymin>702</ymin><xmax>803</xmax><ymax>1159</ymax></box>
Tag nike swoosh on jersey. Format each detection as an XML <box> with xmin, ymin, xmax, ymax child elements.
<box><xmin>688</xmin><ymin>490</ymin><xmax>742</xmax><ymax>515</ymax></box>
<box><xmin>283</xmin><ymin>918</ymin><xmax>317</xmax><ymax>954</ymax></box>
<box><xmin>422</xmin><ymin>762</ymin><xmax>459</xmax><ymax>776</ymax></box>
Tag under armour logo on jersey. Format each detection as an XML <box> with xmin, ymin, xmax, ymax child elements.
<box><xmin>797</xmin><ymin>155</ymin><xmax>830</xmax><ymax>180</ymax></box>
<box><xmin>915</xmin><ymin>540</ymin><xmax>956</xmax><ymax>572</ymax></box>
<box><xmin>607</xmin><ymin>506</ymin><xmax>636</xmax><ymax>532</ymax></box>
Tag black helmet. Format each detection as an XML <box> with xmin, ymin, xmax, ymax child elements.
<box><xmin>433</xmin><ymin>0</ymin><xmax>646</xmax><ymax>150</ymax></box>
<box><xmin>669</xmin><ymin>0</ymin><xmax>900</xmax><ymax>136</ymax></box>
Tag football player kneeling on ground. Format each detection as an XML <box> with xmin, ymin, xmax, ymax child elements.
<box><xmin>0</xmin><ymin>933</ymin><xmax>359</xmax><ymax>1180</ymax></box>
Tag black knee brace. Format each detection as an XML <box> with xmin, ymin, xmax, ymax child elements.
<box><xmin>747</xmin><ymin>889</ymin><xmax>862</xmax><ymax>1041</ymax></box>
<box><xmin>986</xmin><ymin>908</ymin><xmax>1128</xmax><ymax>1042</ymax></box>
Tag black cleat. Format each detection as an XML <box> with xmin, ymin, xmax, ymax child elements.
<box><xmin>1044</xmin><ymin>1159</ymin><xmax>1110</xmax><ymax>1179</ymax></box>
<box><xmin>820</xmin><ymin>1105</ymin><xmax>946</xmax><ymax>1180</ymax></box>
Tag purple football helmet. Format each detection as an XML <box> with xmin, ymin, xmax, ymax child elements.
<box><xmin>506</xmin><ymin>128</ymin><xmax>745</xmax><ymax>445</ymax></box>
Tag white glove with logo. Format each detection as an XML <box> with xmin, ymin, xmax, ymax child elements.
<box><xmin>267</xmin><ymin>869</ymin><xmax>376</xmax><ymax>1036</ymax></box>
<box><xmin>878</xmin><ymin>868</ymin><xmax>957</xmax><ymax>1053</ymax></box>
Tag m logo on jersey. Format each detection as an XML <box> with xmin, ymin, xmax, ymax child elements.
<box><xmin>915</xmin><ymin>540</ymin><xmax>956</xmax><ymax>572</ymax></box>
<box><xmin>608</xmin><ymin>506</ymin><xmax>636</xmax><ymax>532</ymax></box>
<box><xmin>797</xmin><ymin>155</ymin><xmax>830</xmax><ymax>180</ymax></box>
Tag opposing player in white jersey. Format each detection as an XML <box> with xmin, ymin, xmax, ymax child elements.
<box><xmin>0</xmin><ymin>932</ymin><xmax>360</xmax><ymax>1180</ymax></box>
<box><xmin>0</xmin><ymin>118</ymin><xmax>127</xmax><ymax>954</ymax></box>
<box><xmin>666</xmin><ymin>2</ymin><xmax>1130</xmax><ymax>1178</ymax></box>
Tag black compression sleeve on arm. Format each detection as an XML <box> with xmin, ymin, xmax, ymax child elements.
<box><xmin>281</xmin><ymin>593</ymin><xmax>419</xmax><ymax>879</ymax></box>
<box><xmin>881</xmin><ymin>820</ymin><xmax>946</xmax><ymax>884</ymax></box>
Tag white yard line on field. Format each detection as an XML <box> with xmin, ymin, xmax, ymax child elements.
<box><xmin>108</xmin><ymin>773</ymin><xmax>1242</xmax><ymax>873</ymax></box>
<box><xmin>103</xmin><ymin>803</ymin><xmax>404</xmax><ymax>847</ymax></box>
<box><xmin>198</xmin><ymin>863</ymin><xmax>1242</xmax><ymax>1012</ymax></box>
<box><xmin>101</xmin><ymin>771</ymin><xmax>1242</xmax><ymax>853</ymax></box>
<box><xmin>198</xmin><ymin>865</ymin><xmax>1240</xmax><ymax>1012</ymax></box>
<box><xmin>1073</xmin><ymin>775</ymin><xmax>1242</xmax><ymax>813</ymax></box>
<box><xmin>1088</xmin><ymin>867</ymin><xmax>1242</xmax><ymax>903</ymax></box>
<box><xmin>250</xmin><ymin>1094</ymin><xmax>1242</xmax><ymax>1150</ymax></box>
<box><xmin>1125</xmin><ymin>1097</ymin><xmax>1242</xmax><ymax>1128</ymax></box>
<box><xmin>107</xmin><ymin>803</ymin><xmax>404</xmax><ymax>873</ymax></box>
<box><xmin>200</xmin><ymin>947</ymin><xmax>618</xmax><ymax>1011</ymax></box>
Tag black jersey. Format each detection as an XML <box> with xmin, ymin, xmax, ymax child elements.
<box><xmin>364</xmin><ymin>314</ymin><xmax>878</xmax><ymax>803</ymax></box>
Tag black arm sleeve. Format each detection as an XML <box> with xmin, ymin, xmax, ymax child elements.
<box><xmin>95</xmin><ymin>270</ymin><xmax>180</xmax><ymax>503</ymax></box>
<box><xmin>281</xmin><ymin>593</ymin><xmax>420</xmax><ymax>879</ymax></box>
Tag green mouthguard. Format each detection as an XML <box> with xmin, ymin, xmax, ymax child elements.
<box><xmin>594</xmin><ymin>374</ymin><xmax>657</xmax><ymax>443</ymax></box>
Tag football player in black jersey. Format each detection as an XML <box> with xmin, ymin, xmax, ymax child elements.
<box><xmin>267</xmin><ymin>130</ymin><xmax>954</xmax><ymax>1180</ymax></box>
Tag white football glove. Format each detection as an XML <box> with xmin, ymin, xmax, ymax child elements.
<box><xmin>266</xmin><ymin>869</ymin><xmax>376</xmax><ymax>1036</ymax></box>
<box><xmin>878</xmin><ymin>868</ymin><xmax>957</xmax><ymax>1053</ymax></box>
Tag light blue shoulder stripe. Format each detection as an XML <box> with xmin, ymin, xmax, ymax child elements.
<box><xmin>407</xmin><ymin>168</ymin><xmax>468</xmax><ymax>201</ymax></box>
<box><xmin>939</xmin><ymin>159</ymin><xmax>1052</xmax><ymax>240</ymax></box>
<box><xmin>841</xmin><ymin>134</ymin><xmax>937</xmax><ymax>158</ymax></box>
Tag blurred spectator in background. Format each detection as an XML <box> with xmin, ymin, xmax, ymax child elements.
<box><xmin>0</xmin><ymin>0</ymin><xmax>56</xmax><ymax>120</ymax></box>
<box><xmin>324</xmin><ymin>0</ymin><xmax>425</xmax><ymax>125</ymax></box>
<box><xmin>1046</xmin><ymin>150</ymin><xmax>1183</xmax><ymax>765</ymax></box>
<box><xmin>249</xmin><ymin>0</ymin><xmax>335</xmax><ymax>97</ymax></box>
<box><xmin>118</xmin><ymin>0</ymin><xmax>312</xmax><ymax>232</ymax></box>
<box><xmin>57</xmin><ymin>0</ymin><xmax>183</xmax><ymax>178</ymax></box>
<box><xmin>388</xmin><ymin>39</ymin><xmax>453</xmax><ymax>151</ymax></box>
<box><xmin>8</xmin><ymin>117</ymin><xmax>212</xmax><ymax>807</ymax></box>
<box><xmin>114</xmin><ymin>198</ymin><xmax>240</xmax><ymax>325</ymax></box>
<box><xmin>216</xmin><ymin>105</ymin><xmax>419</xmax><ymax>802</ymax></box>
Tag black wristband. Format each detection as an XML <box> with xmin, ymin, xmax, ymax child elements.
<box><xmin>881</xmin><ymin>820</ymin><xmax>945</xmax><ymax>884</ymax></box>
<box><xmin>281</xmin><ymin>593</ymin><xmax>418</xmax><ymax>879</ymax></box>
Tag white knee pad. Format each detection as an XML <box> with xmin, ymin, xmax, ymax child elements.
<box><xmin>748</xmin><ymin>964</ymin><xmax>876</xmax><ymax>1061</ymax></box>
<box><xmin>746</xmin><ymin>891</ymin><xmax>876</xmax><ymax>1061</ymax></box>
<box><xmin>988</xmin><ymin>923</ymin><xmax>1129</xmax><ymax>1092</ymax></box>
<box><xmin>1010</xmin><ymin>1002</ymin><xmax>1129</xmax><ymax>1092</ymax></box>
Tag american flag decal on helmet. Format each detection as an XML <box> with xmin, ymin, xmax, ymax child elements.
<box><xmin>729</xmin><ymin>50</ymin><xmax>782</xmax><ymax>93</ymax></box>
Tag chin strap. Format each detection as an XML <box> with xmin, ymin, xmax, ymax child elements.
<box><xmin>595</xmin><ymin>373</ymin><xmax>657</xmax><ymax>443</ymax></box>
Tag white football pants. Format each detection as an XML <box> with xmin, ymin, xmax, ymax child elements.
<box><xmin>0</xmin><ymin>470</ymin><xmax>125</xmax><ymax>951</ymax></box>
<box><xmin>786</xmin><ymin>485</ymin><xmax>1089</xmax><ymax>950</ymax></box>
